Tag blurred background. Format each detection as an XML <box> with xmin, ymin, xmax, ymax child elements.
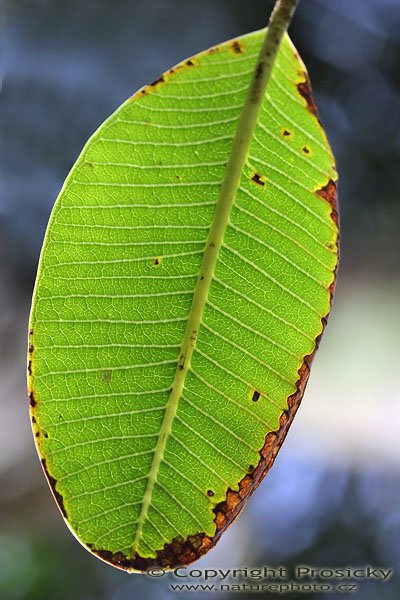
<box><xmin>1</xmin><ymin>0</ymin><xmax>399</xmax><ymax>598</ymax></box>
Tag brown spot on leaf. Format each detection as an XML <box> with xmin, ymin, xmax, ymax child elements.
<box><xmin>231</xmin><ymin>40</ymin><xmax>244</xmax><ymax>54</ymax></box>
<box><xmin>29</xmin><ymin>391</ymin><xmax>36</xmax><ymax>408</ymax></box>
<box><xmin>251</xmin><ymin>390</ymin><xmax>261</xmax><ymax>402</ymax></box>
<box><xmin>186</xmin><ymin>59</ymin><xmax>195</xmax><ymax>67</ymax></box>
<box><xmin>88</xmin><ymin>533</ymin><xmax>212</xmax><ymax>573</ymax></box>
<box><xmin>28</xmin><ymin>361</ymin><xmax>32</xmax><ymax>376</ymax></box>
<box><xmin>150</xmin><ymin>75</ymin><xmax>165</xmax><ymax>87</ymax></box>
<box><xmin>281</xmin><ymin>128</ymin><xmax>293</xmax><ymax>139</ymax></box>
<box><xmin>251</xmin><ymin>173</ymin><xmax>265</xmax><ymax>187</ymax></box>
<box><xmin>301</xmin><ymin>145</ymin><xmax>311</xmax><ymax>156</ymax></box>
<box><xmin>207</xmin><ymin>490</ymin><xmax>215</xmax><ymax>497</ymax></box>
<box><xmin>153</xmin><ymin>257</ymin><xmax>161</xmax><ymax>267</ymax></box>
<box><xmin>316</xmin><ymin>179</ymin><xmax>340</xmax><ymax>229</ymax></box>
<box><xmin>41</xmin><ymin>459</ymin><xmax>68</xmax><ymax>519</ymax></box>
<box><xmin>297</xmin><ymin>71</ymin><xmax>319</xmax><ymax>120</ymax></box>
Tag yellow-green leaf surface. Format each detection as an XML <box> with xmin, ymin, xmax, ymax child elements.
<box><xmin>28</xmin><ymin>29</ymin><xmax>339</xmax><ymax>572</ymax></box>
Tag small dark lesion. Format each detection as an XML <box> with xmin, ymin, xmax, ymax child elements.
<box><xmin>251</xmin><ymin>390</ymin><xmax>261</xmax><ymax>402</ymax></box>
<box><xmin>247</xmin><ymin>465</ymin><xmax>255</xmax><ymax>473</ymax></box>
<box><xmin>102</xmin><ymin>370</ymin><xmax>112</xmax><ymax>383</ymax></box>
<box><xmin>251</xmin><ymin>173</ymin><xmax>265</xmax><ymax>187</ymax></box>
<box><xmin>207</xmin><ymin>489</ymin><xmax>215</xmax><ymax>497</ymax></box>
<box><xmin>29</xmin><ymin>390</ymin><xmax>36</xmax><ymax>408</ymax></box>
<box><xmin>28</xmin><ymin>334</ymin><xmax>34</xmax><ymax>363</ymax></box>
<box><xmin>153</xmin><ymin>257</ymin><xmax>161</xmax><ymax>267</ymax></box>
<box><xmin>281</xmin><ymin>128</ymin><xmax>293</xmax><ymax>139</ymax></box>
<box><xmin>231</xmin><ymin>40</ymin><xmax>244</xmax><ymax>55</ymax></box>
<box><xmin>150</xmin><ymin>75</ymin><xmax>165</xmax><ymax>87</ymax></box>
<box><xmin>186</xmin><ymin>59</ymin><xmax>195</xmax><ymax>67</ymax></box>
<box><xmin>301</xmin><ymin>145</ymin><xmax>311</xmax><ymax>156</ymax></box>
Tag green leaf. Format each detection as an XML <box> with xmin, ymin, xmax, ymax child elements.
<box><xmin>28</xmin><ymin>28</ymin><xmax>338</xmax><ymax>572</ymax></box>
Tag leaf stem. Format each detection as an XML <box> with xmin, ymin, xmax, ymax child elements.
<box><xmin>130</xmin><ymin>0</ymin><xmax>299</xmax><ymax>560</ymax></box>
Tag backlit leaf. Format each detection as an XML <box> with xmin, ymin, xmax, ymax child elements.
<box><xmin>28</xmin><ymin>28</ymin><xmax>339</xmax><ymax>572</ymax></box>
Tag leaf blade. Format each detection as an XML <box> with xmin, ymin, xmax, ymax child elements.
<box><xmin>29</xmin><ymin>29</ymin><xmax>339</xmax><ymax>571</ymax></box>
